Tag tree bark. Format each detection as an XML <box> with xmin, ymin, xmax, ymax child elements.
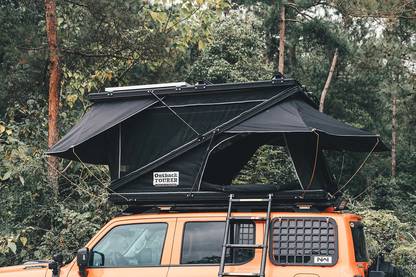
<box><xmin>45</xmin><ymin>0</ymin><xmax>60</xmax><ymax>190</ymax></box>
<box><xmin>392</xmin><ymin>89</ymin><xmax>397</xmax><ymax>179</ymax></box>
<box><xmin>319</xmin><ymin>26</ymin><xmax>346</xmax><ymax>113</ymax></box>
<box><xmin>319</xmin><ymin>47</ymin><xmax>339</xmax><ymax>112</ymax></box>
<box><xmin>278</xmin><ymin>5</ymin><xmax>285</xmax><ymax>74</ymax></box>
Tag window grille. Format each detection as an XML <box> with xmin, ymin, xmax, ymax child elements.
<box><xmin>270</xmin><ymin>217</ymin><xmax>338</xmax><ymax>266</ymax></box>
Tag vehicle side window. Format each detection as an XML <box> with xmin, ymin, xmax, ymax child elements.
<box><xmin>89</xmin><ymin>223</ymin><xmax>167</xmax><ymax>267</ymax></box>
<box><xmin>181</xmin><ymin>221</ymin><xmax>255</xmax><ymax>265</ymax></box>
<box><xmin>350</xmin><ymin>221</ymin><xmax>369</xmax><ymax>262</ymax></box>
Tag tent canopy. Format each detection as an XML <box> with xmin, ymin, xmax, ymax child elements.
<box><xmin>48</xmin><ymin>77</ymin><xmax>388</xmax><ymax>205</ymax></box>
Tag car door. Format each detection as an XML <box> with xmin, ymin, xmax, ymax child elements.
<box><xmin>167</xmin><ymin>215</ymin><xmax>259</xmax><ymax>277</ymax></box>
<box><xmin>65</xmin><ymin>217</ymin><xmax>176</xmax><ymax>277</ymax></box>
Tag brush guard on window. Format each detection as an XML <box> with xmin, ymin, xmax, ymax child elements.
<box><xmin>269</xmin><ymin>217</ymin><xmax>338</xmax><ymax>266</ymax></box>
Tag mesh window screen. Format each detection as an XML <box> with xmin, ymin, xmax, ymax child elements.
<box><xmin>228</xmin><ymin>223</ymin><xmax>255</xmax><ymax>263</ymax></box>
<box><xmin>270</xmin><ymin>217</ymin><xmax>338</xmax><ymax>266</ymax></box>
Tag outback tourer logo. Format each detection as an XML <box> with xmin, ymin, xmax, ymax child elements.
<box><xmin>153</xmin><ymin>171</ymin><xmax>179</xmax><ymax>187</ymax></box>
<box><xmin>314</xmin><ymin>256</ymin><xmax>332</xmax><ymax>264</ymax></box>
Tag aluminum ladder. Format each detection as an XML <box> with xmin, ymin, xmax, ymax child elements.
<box><xmin>218</xmin><ymin>194</ymin><xmax>273</xmax><ymax>277</ymax></box>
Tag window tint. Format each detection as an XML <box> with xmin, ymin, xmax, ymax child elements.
<box><xmin>181</xmin><ymin>221</ymin><xmax>255</xmax><ymax>264</ymax></box>
<box><xmin>90</xmin><ymin>223</ymin><xmax>167</xmax><ymax>267</ymax></box>
<box><xmin>350</xmin><ymin>222</ymin><xmax>369</xmax><ymax>262</ymax></box>
<box><xmin>270</xmin><ymin>217</ymin><xmax>338</xmax><ymax>266</ymax></box>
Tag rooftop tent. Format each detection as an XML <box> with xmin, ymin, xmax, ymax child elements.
<box><xmin>47</xmin><ymin>98</ymin><xmax>159</xmax><ymax>165</ymax></box>
<box><xmin>47</xmin><ymin>77</ymin><xmax>389</xmax><ymax>207</ymax></box>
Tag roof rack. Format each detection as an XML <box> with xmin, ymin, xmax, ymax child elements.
<box><xmin>109</xmin><ymin>189</ymin><xmax>341</xmax><ymax>211</ymax></box>
<box><xmin>121</xmin><ymin>201</ymin><xmax>332</xmax><ymax>215</ymax></box>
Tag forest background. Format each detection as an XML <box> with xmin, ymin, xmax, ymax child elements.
<box><xmin>0</xmin><ymin>0</ymin><xmax>416</xmax><ymax>275</ymax></box>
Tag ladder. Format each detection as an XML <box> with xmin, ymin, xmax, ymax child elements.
<box><xmin>218</xmin><ymin>194</ymin><xmax>273</xmax><ymax>277</ymax></box>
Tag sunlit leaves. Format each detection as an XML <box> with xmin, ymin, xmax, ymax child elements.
<box><xmin>198</xmin><ymin>40</ymin><xmax>207</xmax><ymax>51</ymax></box>
<box><xmin>187</xmin><ymin>11</ymin><xmax>274</xmax><ymax>84</ymax></box>
<box><xmin>150</xmin><ymin>11</ymin><xmax>158</xmax><ymax>20</ymax></box>
<box><xmin>20</xmin><ymin>237</ymin><xmax>27</xmax><ymax>247</ymax></box>
<box><xmin>145</xmin><ymin>0</ymin><xmax>227</xmax><ymax>54</ymax></box>
<box><xmin>57</xmin><ymin>17</ymin><xmax>64</xmax><ymax>26</ymax></box>
<box><xmin>2</xmin><ymin>171</ymin><xmax>12</xmax><ymax>181</ymax></box>
<box><xmin>8</xmin><ymin>242</ymin><xmax>17</xmax><ymax>254</ymax></box>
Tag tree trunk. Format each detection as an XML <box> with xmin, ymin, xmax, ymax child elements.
<box><xmin>278</xmin><ymin>5</ymin><xmax>285</xmax><ymax>74</ymax></box>
<box><xmin>392</xmin><ymin>89</ymin><xmax>397</xmax><ymax>179</ymax></box>
<box><xmin>319</xmin><ymin>27</ymin><xmax>346</xmax><ymax>113</ymax></box>
<box><xmin>319</xmin><ymin>47</ymin><xmax>339</xmax><ymax>112</ymax></box>
<box><xmin>45</xmin><ymin>0</ymin><xmax>60</xmax><ymax>190</ymax></box>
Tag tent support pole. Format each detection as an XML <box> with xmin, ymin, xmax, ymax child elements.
<box><xmin>284</xmin><ymin>133</ymin><xmax>304</xmax><ymax>190</ymax></box>
<box><xmin>118</xmin><ymin>123</ymin><xmax>121</xmax><ymax>179</ymax></box>
<box><xmin>188</xmin><ymin>132</ymin><xmax>217</xmax><ymax>196</ymax></box>
<box><xmin>148</xmin><ymin>89</ymin><xmax>200</xmax><ymax>136</ymax></box>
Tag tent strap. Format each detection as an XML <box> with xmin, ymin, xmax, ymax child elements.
<box><xmin>72</xmin><ymin>148</ymin><xmax>129</xmax><ymax>201</ymax></box>
<box><xmin>352</xmin><ymin>159</ymin><xmax>390</xmax><ymax>201</ymax></box>
<box><xmin>301</xmin><ymin>130</ymin><xmax>320</xmax><ymax>199</ymax></box>
<box><xmin>332</xmin><ymin>138</ymin><xmax>380</xmax><ymax>197</ymax></box>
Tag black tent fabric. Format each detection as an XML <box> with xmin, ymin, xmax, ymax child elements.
<box><xmin>227</xmin><ymin>97</ymin><xmax>388</xmax><ymax>152</ymax></box>
<box><xmin>47</xmin><ymin>78</ymin><xmax>389</xmax><ymax>205</ymax></box>
<box><xmin>49</xmin><ymin>82</ymin><xmax>301</xmax><ymax>180</ymax></box>
<box><xmin>47</xmin><ymin>98</ymin><xmax>158</xmax><ymax>164</ymax></box>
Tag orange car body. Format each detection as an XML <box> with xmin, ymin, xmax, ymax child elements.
<box><xmin>0</xmin><ymin>210</ymin><xmax>369</xmax><ymax>277</ymax></box>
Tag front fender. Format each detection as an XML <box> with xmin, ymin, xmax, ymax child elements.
<box><xmin>0</xmin><ymin>262</ymin><xmax>51</xmax><ymax>277</ymax></box>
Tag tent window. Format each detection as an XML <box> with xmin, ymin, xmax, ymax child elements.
<box><xmin>232</xmin><ymin>145</ymin><xmax>298</xmax><ymax>185</ymax></box>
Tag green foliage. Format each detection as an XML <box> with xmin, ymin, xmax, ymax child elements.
<box><xmin>233</xmin><ymin>146</ymin><xmax>297</xmax><ymax>185</ymax></box>
<box><xmin>0</xmin><ymin>94</ymin><xmax>119</xmax><ymax>265</ymax></box>
<box><xmin>0</xmin><ymin>0</ymin><xmax>231</xmax><ymax>266</ymax></box>
<box><xmin>186</xmin><ymin>10</ymin><xmax>273</xmax><ymax>83</ymax></box>
<box><xmin>349</xmin><ymin>203</ymin><xmax>416</xmax><ymax>276</ymax></box>
<box><xmin>0</xmin><ymin>1</ymin><xmax>48</xmax><ymax>116</ymax></box>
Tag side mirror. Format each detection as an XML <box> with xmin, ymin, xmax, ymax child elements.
<box><xmin>77</xmin><ymin>247</ymin><xmax>89</xmax><ymax>277</ymax></box>
<box><xmin>48</xmin><ymin>253</ymin><xmax>64</xmax><ymax>277</ymax></box>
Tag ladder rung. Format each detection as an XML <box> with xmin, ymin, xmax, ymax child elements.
<box><xmin>219</xmin><ymin>195</ymin><xmax>272</xmax><ymax>277</ymax></box>
<box><xmin>230</xmin><ymin>198</ymin><xmax>270</xmax><ymax>202</ymax></box>
<box><xmin>225</xmin><ymin>244</ymin><xmax>265</xmax><ymax>248</ymax></box>
<box><xmin>228</xmin><ymin>216</ymin><xmax>268</xmax><ymax>221</ymax></box>
<box><xmin>221</xmin><ymin>273</ymin><xmax>262</xmax><ymax>276</ymax></box>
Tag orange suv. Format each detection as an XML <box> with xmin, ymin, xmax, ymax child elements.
<box><xmin>0</xmin><ymin>76</ymin><xmax>402</xmax><ymax>277</ymax></box>
<box><xmin>0</xmin><ymin>207</ymin><xmax>371</xmax><ymax>277</ymax></box>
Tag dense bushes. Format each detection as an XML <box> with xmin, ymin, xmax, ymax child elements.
<box><xmin>350</xmin><ymin>202</ymin><xmax>416</xmax><ymax>276</ymax></box>
<box><xmin>0</xmin><ymin>108</ymin><xmax>118</xmax><ymax>265</ymax></box>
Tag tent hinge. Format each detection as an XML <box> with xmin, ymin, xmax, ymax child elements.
<box><xmin>272</xmin><ymin>72</ymin><xmax>286</xmax><ymax>84</ymax></box>
<box><xmin>194</xmin><ymin>78</ymin><xmax>208</xmax><ymax>90</ymax></box>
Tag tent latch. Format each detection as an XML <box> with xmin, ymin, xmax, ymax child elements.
<box><xmin>272</xmin><ymin>72</ymin><xmax>286</xmax><ymax>84</ymax></box>
<box><xmin>194</xmin><ymin>78</ymin><xmax>207</xmax><ymax>90</ymax></box>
